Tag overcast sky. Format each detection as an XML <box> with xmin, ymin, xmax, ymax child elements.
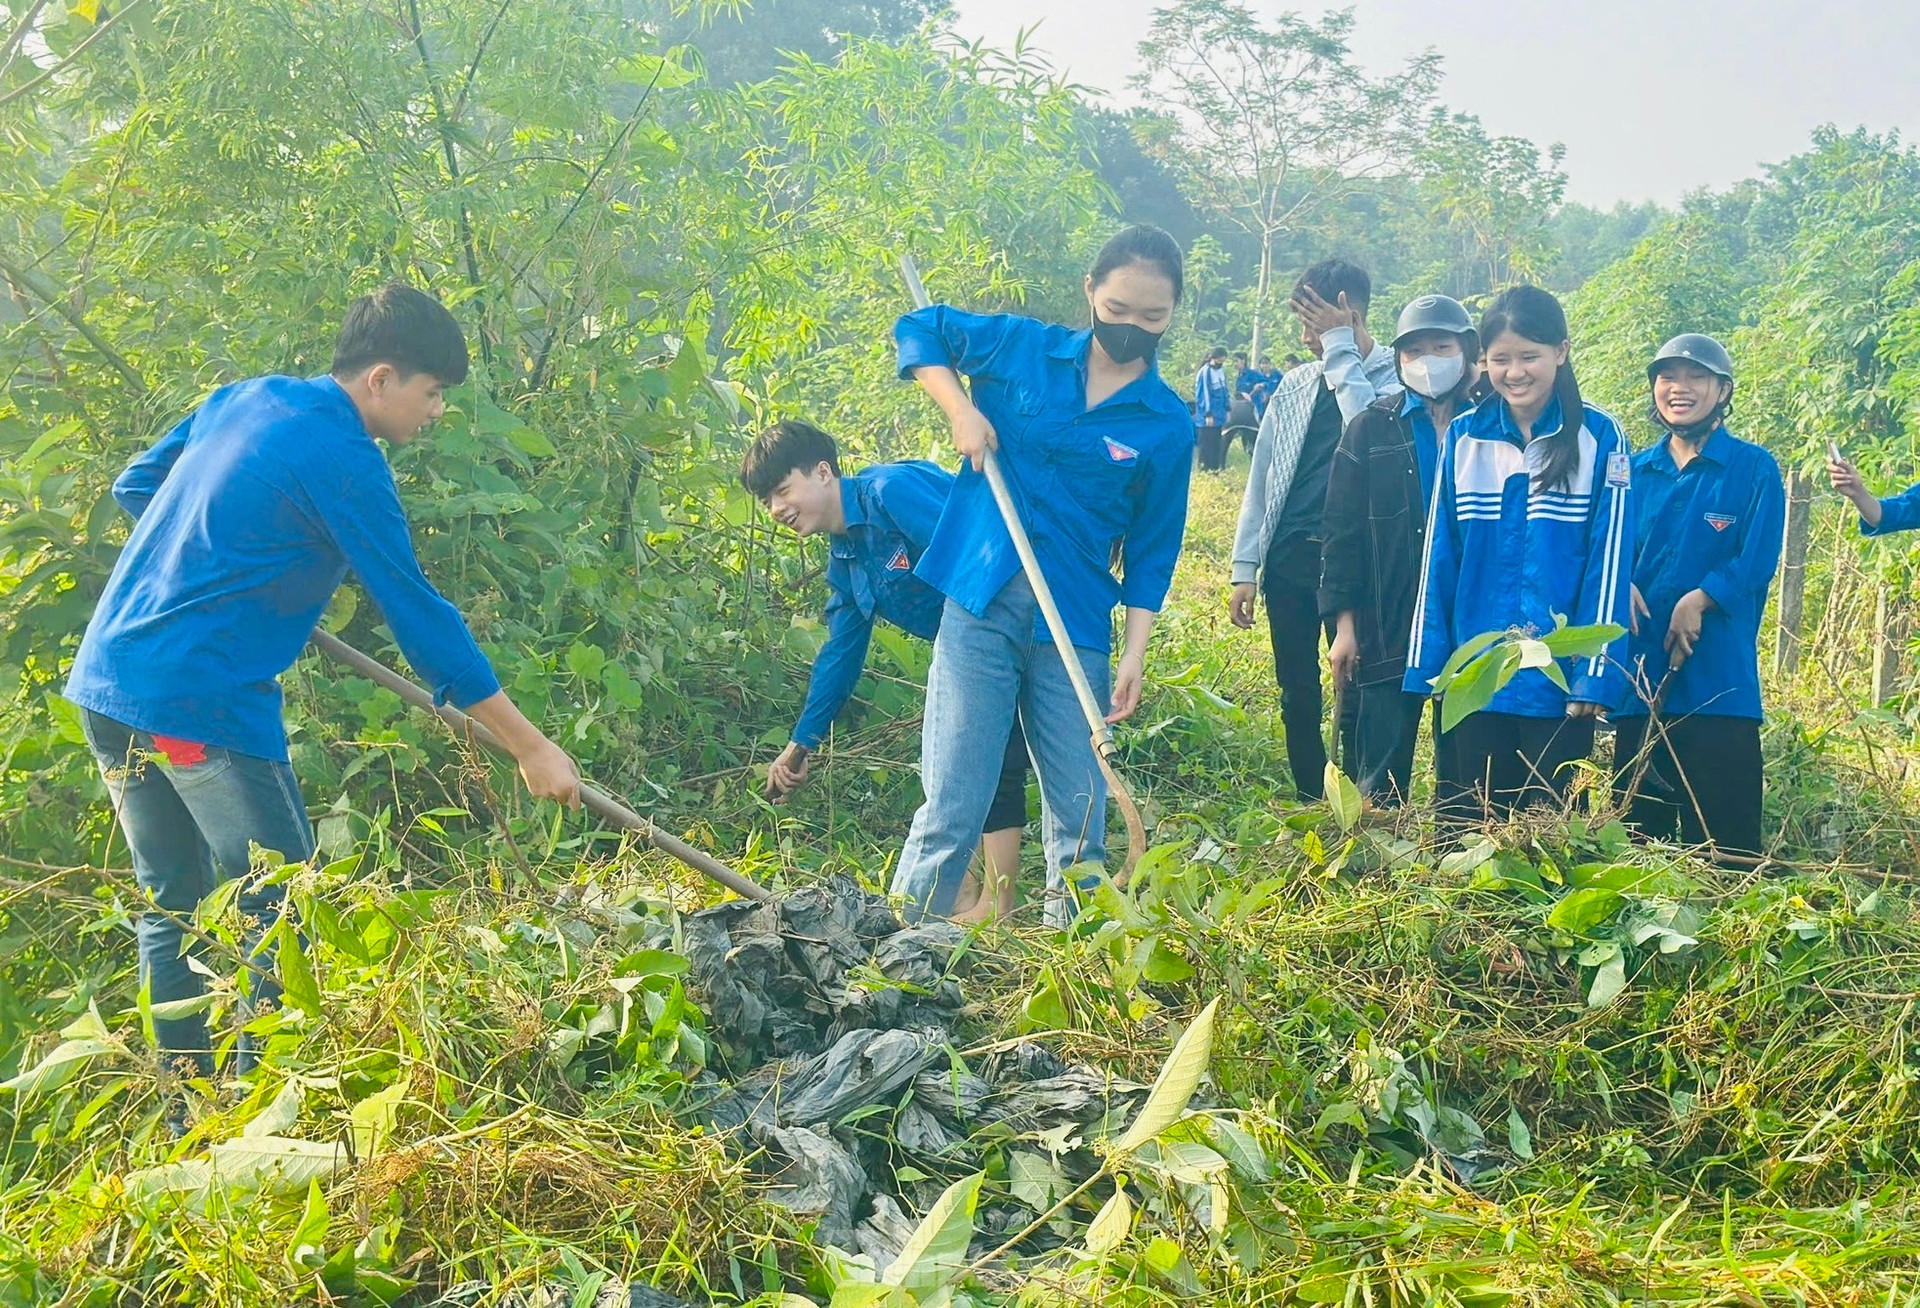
<box><xmin>945</xmin><ymin>0</ymin><xmax>1920</xmax><ymax>206</ymax></box>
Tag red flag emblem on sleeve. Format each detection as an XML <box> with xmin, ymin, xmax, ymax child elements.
<box><xmin>887</xmin><ymin>546</ymin><xmax>912</xmax><ymax>571</ymax></box>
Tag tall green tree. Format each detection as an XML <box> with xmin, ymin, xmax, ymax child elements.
<box><xmin>1130</xmin><ymin>2</ymin><xmax>1438</xmax><ymax>357</ymax></box>
<box><xmin>650</xmin><ymin>0</ymin><xmax>945</xmax><ymax>87</ymax></box>
<box><xmin>1411</xmin><ymin>111</ymin><xmax>1567</xmax><ymax>301</ymax></box>
<box><xmin>718</xmin><ymin>34</ymin><xmax>1108</xmax><ymax>454</ymax></box>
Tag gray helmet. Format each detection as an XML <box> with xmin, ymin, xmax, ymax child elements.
<box><xmin>1393</xmin><ymin>294</ymin><xmax>1476</xmax><ymax>350</ymax></box>
<box><xmin>1647</xmin><ymin>333</ymin><xmax>1733</xmax><ymax>384</ymax></box>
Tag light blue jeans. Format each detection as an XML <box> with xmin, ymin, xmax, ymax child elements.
<box><xmin>892</xmin><ymin>574</ymin><xmax>1111</xmax><ymax>924</ymax></box>
<box><xmin>81</xmin><ymin>709</ymin><xmax>312</xmax><ymax>1077</ymax></box>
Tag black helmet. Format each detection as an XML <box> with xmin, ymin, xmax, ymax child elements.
<box><xmin>1647</xmin><ymin>333</ymin><xmax>1733</xmax><ymax>384</ymax></box>
<box><xmin>1392</xmin><ymin>294</ymin><xmax>1476</xmax><ymax>350</ymax></box>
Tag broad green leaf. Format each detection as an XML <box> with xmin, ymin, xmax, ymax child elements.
<box><xmin>0</xmin><ymin>1035</ymin><xmax>117</xmax><ymax>1108</ymax></box>
<box><xmin>1586</xmin><ymin>953</ymin><xmax>1629</xmax><ymax>1008</ymax></box>
<box><xmin>1006</xmin><ymin>1150</ymin><xmax>1060</xmax><ymax>1214</ymax></box>
<box><xmin>611</xmin><ymin>949</ymin><xmax>690</xmax><ymax>979</ymax></box>
<box><xmin>243</xmin><ymin>1079</ymin><xmax>303</xmax><ymax>1138</ymax></box>
<box><xmin>277</xmin><ymin>931</ymin><xmax>321</xmax><ymax>1016</ymax></box>
<box><xmin>1506</xmin><ymin>1107</ymin><xmax>1534</xmax><ymax>1160</ymax></box>
<box><xmin>1440</xmin><ymin>642</ymin><xmax>1522</xmax><ymax>731</ymax></box>
<box><xmin>1432</xmin><ymin>628</ymin><xmax>1509</xmax><ymax>687</ymax></box>
<box><xmin>349</xmin><ymin>1080</ymin><xmax>408</xmax><ymax>1159</ymax></box>
<box><xmin>1515</xmin><ymin>638</ymin><xmax>1553</xmax><ymax>669</ymax></box>
<box><xmin>1116</xmin><ymin>996</ymin><xmax>1220</xmax><ymax>1152</ymax></box>
<box><xmin>505</xmin><ymin>424</ymin><xmax>557</xmax><ymax>458</ymax></box>
<box><xmin>1020</xmin><ymin>967</ymin><xmax>1069</xmax><ymax>1032</ymax></box>
<box><xmin>123</xmin><ymin>1158</ymin><xmax>214</xmax><ymax>1210</ymax></box>
<box><xmin>287</xmin><ymin>1178</ymin><xmax>330</xmax><ymax>1269</ymax></box>
<box><xmin>1324</xmin><ymin>762</ymin><xmax>1362</xmax><ymax>833</ymax></box>
<box><xmin>828</xmin><ymin>1287</ymin><xmax>911</xmax><ymax>1308</ymax></box>
<box><xmin>1083</xmin><ymin>1185</ymin><xmax>1132</xmax><ymax>1256</ymax></box>
<box><xmin>1141</xmin><ymin>1139</ymin><xmax>1229</xmax><ymax>1184</ymax></box>
<box><xmin>63</xmin><ymin>1005</ymin><xmax>110</xmax><ymax>1042</ymax></box>
<box><xmin>1540</xmin><ymin>621</ymin><xmax>1625</xmax><ymax>657</ymax></box>
<box><xmin>880</xmin><ymin>1170</ymin><xmax>982</xmax><ymax>1295</ymax></box>
<box><xmin>1546</xmin><ymin>887</ymin><xmax>1624</xmax><ymax>935</ymax></box>
<box><xmin>209</xmin><ymin>1135</ymin><xmax>346</xmax><ymax>1196</ymax></box>
<box><xmin>147</xmin><ymin>994</ymin><xmax>218</xmax><ymax>1021</ymax></box>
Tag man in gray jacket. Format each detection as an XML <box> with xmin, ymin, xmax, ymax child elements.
<box><xmin>1227</xmin><ymin>259</ymin><xmax>1401</xmax><ymax>799</ymax></box>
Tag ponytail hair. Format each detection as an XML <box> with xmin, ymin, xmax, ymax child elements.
<box><xmin>1479</xmin><ymin>285</ymin><xmax>1585</xmax><ymax>493</ymax></box>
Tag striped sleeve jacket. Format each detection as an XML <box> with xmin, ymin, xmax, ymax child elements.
<box><xmin>1402</xmin><ymin>396</ymin><xmax>1634</xmax><ymax>716</ymax></box>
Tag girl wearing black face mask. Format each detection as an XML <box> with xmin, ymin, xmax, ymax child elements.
<box><xmin>888</xmin><ymin>225</ymin><xmax>1194</xmax><ymax>927</ymax></box>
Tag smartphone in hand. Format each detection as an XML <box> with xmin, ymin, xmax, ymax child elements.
<box><xmin>1828</xmin><ymin>439</ymin><xmax>1845</xmax><ymax>464</ymax></box>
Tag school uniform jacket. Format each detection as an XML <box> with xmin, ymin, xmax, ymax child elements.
<box><xmin>1402</xmin><ymin>396</ymin><xmax>1634</xmax><ymax>716</ymax></box>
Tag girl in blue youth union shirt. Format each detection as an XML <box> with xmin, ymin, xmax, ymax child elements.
<box><xmin>1613</xmin><ymin>334</ymin><xmax>1784</xmax><ymax>865</ymax></box>
<box><xmin>1403</xmin><ymin>285</ymin><xmax>1634</xmax><ymax>818</ymax></box>
<box><xmin>890</xmin><ymin>226</ymin><xmax>1195</xmax><ymax>924</ymax></box>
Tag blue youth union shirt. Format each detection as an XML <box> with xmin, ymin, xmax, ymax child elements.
<box><xmin>790</xmin><ymin>461</ymin><xmax>953</xmax><ymax>750</ymax></box>
<box><xmin>894</xmin><ymin>305</ymin><xmax>1195</xmax><ymax>653</ymax></box>
<box><xmin>65</xmin><ymin>375</ymin><xmax>500</xmax><ymax>761</ymax></box>
<box><xmin>1614</xmin><ymin>426</ymin><xmax>1784</xmax><ymax>721</ymax></box>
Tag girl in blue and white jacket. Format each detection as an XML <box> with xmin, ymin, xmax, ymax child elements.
<box><xmin>1402</xmin><ymin>285</ymin><xmax>1633</xmax><ymax>818</ymax></box>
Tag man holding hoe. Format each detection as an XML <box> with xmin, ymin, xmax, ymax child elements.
<box><xmin>66</xmin><ymin>283</ymin><xmax>581</xmax><ymax>1111</ymax></box>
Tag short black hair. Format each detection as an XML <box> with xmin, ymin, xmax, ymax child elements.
<box><xmin>740</xmin><ymin>420</ymin><xmax>840</xmax><ymax>500</ymax></box>
<box><xmin>330</xmin><ymin>282</ymin><xmax>469</xmax><ymax>385</ymax></box>
<box><xmin>1089</xmin><ymin>224</ymin><xmax>1185</xmax><ymax>304</ymax></box>
<box><xmin>1295</xmin><ymin>258</ymin><xmax>1372</xmax><ymax>314</ymax></box>
<box><xmin>1209</xmin><ymin>347</ymin><xmax>1227</xmax><ymax>361</ymax></box>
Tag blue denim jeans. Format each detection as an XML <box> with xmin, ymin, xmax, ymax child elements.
<box><xmin>81</xmin><ymin>709</ymin><xmax>312</xmax><ymax>1076</ymax></box>
<box><xmin>892</xmin><ymin>574</ymin><xmax>1111</xmax><ymax>924</ymax></box>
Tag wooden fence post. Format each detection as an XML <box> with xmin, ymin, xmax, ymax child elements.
<box><xmin>1872</xmin><ymin>567</ymin><xmax>1912</xmax><ymax>704</ymax></box>
<box><xmin>1774</xmin><ymin>469</ymin><xmax>1812</xmax><ymax>677</ymax></box>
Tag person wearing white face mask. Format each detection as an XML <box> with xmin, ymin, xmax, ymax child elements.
<box><xmin>1317</xmin><ymin>295</ymin><xmax>1481</xmax><ymax>803</ymax></box>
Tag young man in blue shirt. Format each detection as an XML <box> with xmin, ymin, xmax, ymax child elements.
<box><xmin>1194</xmin><ymin>346</ymin><xmax>1231</xmax><ymax>472</ymax></box>
<box><xmin>1233</xmin><ymin>350</ymin><xmax>1270</xmax><ymax>416</ymax></box>
<box><xmin>1614</xmin><ymin>334</ymin><xmax>1784</xmax><ymax>863</ymax></box>
<box><xmin>67</xmin><ymin>283</ymin><xmax>581</xmax><ymax>1089</ymax></box>
<box><xmin>739</xmin><ymin>420</ymin><xmax>1028</xmax><ymax>923</ymax></box>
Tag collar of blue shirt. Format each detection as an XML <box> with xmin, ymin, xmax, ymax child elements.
<box><xmin>839</xmin><ymin>474</ymin><xmax>870</xmax><ymax>530</ymax></box>
<box><xmin>1478</xmin><ymin>392</ymin><xmax>1569</xmax><ymax>445</ymax></box>
<box><xmin>1046</xmin><ymin>328</ymin><xmax>1190</xmax><ymax>419</ymax></box>
<box><xmin>1637</xmin><ymin>424</ymin><xmax>1733</xmax><ymax>474</ymax></box>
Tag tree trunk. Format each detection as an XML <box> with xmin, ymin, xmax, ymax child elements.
<box><xmin>1774</xmin><ymin>470</ymin><xmax>1812</xmax><ymax>676</ymax></box>
<box><xmin>1249</xmin><ymin>231</ymin><xmax>1272</xmax><ymax>363</ymax></box>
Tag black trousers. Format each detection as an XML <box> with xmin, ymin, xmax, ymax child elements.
<box><xmin>1449</xmin><ymin>711</ymin><xmax>1596</xmax><ymax>820</ymax></box>
<box><xmin>1263</xmin><ymin>548</ymin><xmax>1352</xmax><ymax>800</ymax></box>
<box><xmin>1350</xmin><ymin>683</ymin><xmax>1422</xmax><ymax>804</ymax></box>
<box><xmin>1611</xmin><ymin>713</ymin><xmax>1762</xmax><ymax>863</ymax></box>
<box><xmin>1197</xmin><ymin>425</ymin><xmax>1227</xmax><ymax>471</ymax></box>
<box><xmin>983</xmin><ymin>714</ymin><xmax>1032</xmax><ymax>833</ymax></box>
